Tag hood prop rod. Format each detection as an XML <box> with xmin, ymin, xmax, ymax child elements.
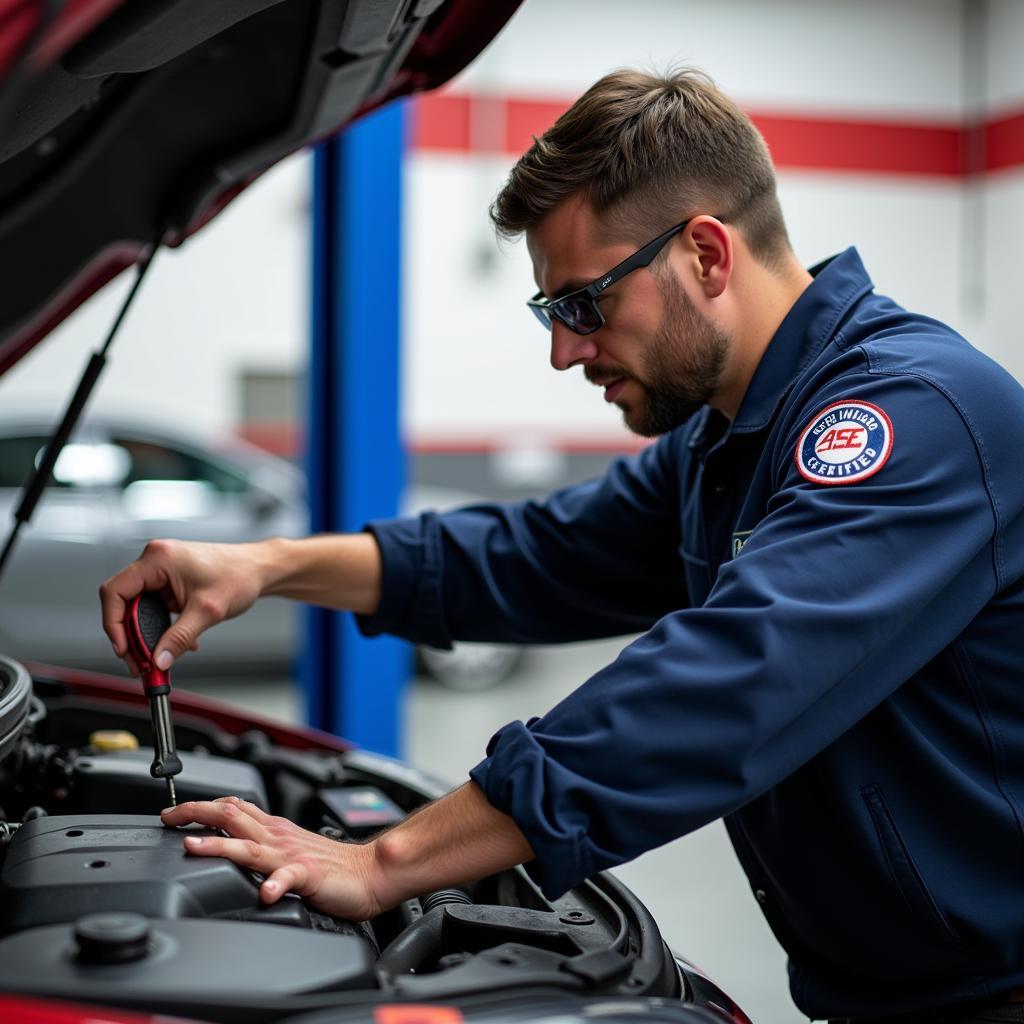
<box><xmin>0</xmin><ymin>242</ymin><xmax>160</xmax><ymax>584</ymax></box>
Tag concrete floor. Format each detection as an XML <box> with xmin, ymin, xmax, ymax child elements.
<box><xmin>191</xmin><ymin>638</ymin><xmax>804</xmax><ymax>1024</ymax></box>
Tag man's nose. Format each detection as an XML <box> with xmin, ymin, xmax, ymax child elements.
<box><xmin>550</xmin><ymin>320</ymin><xmax>599</xmax><ymax>371</ymax></box>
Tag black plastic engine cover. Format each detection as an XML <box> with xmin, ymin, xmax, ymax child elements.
<box><xmin>69</xmin><ymin>748</ymin><xmax>269</xmax><ymax>813</ymax></box>
<box><xmin>0</xmin><ymin>814</ymin><xmax>311</xmax><ymax>934</ymax></box>
<box><xmin>0</xmin><ymin>917</ymin><xmax>378</xmax><ymax>1019</ymax></box>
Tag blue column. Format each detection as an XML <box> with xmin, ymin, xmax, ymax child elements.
<box><xmin>303</xmin><ymin>101</ymin><xmax>410</xmax><ymax>755</ymax></box>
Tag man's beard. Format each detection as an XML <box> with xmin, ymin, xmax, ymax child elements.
<box><xmin>588</xmin><ymin>272</ymin><xmax>730</xmax><ymax>437</ymax></box>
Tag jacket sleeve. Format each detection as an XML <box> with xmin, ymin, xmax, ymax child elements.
<box><xmin>357</xmin><ymin>432</ymin><xmax>689</xmax><ymax>648</ymax></box>
<box><xmin>470</xmin><ymin>370</ymin><xmax>1002</xmax><ymax>898</ymax></box>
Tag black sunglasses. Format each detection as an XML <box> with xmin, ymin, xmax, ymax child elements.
<box><xmin>527</xmin><ymin>217</ymin><xmax>716</xmax><ymax>336</ymax></box>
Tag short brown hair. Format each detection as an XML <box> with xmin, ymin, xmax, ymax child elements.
<box><xmin>490</xmin><ymin>68</ymin><xmax>790</xmax><ymax>268</ymax></box>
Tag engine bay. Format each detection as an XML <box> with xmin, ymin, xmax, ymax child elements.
<box><xmin>0</xmin><ymin>654</ymin><xmax>683</xmax><ymax>1022</ymax></box>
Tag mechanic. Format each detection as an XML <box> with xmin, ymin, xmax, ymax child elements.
<box><xmin>100</xmin><ymin>69</ymin><xmax>1024</xmax><ymax>1024</ymax></box>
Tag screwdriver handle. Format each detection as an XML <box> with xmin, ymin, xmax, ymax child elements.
<box><xmin>140</xmin><ymin>669</ymin><xmax>170</xmax><ymax>698</ymax></box>
<box><xmin>126</xmin><ymin>592</ymin><xmax>183</xmax><ymax>792</ymax></box>
<box><xmin>126</xmin><ymin>592</ymin><xmax>172</xmax><ymax>696</ymax></box>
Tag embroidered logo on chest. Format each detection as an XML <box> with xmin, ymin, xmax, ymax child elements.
<box><xmin>795</xmin><ymin>400</ymin><xmax>893</xmax><ymax>485</ymax></box>
<box><xmin>731</xmin><ymin>530</ymin><xmax>753</xmax><ymax>557</ymax></box>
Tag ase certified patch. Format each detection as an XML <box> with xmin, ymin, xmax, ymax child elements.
<box><xmin>795</xmin><ymin>400</ymin><xmax>893</xmax><ymax>485</ymax></box>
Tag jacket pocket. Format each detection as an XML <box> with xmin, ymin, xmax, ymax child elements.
<box><xmin>861</xmin><ymin>783</ymin><xmax>962</xmax><ymax>942</ymax></box>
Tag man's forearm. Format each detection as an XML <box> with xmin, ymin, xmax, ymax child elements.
<box><xmin>258</xmin><ymin>533</ymin><xmax>383</xmax><ymax>616</ymax></box>
<box><xmin>369</xmin><ymin>782</ymin><xmax>535</xmax><ymax>909</ymax></box>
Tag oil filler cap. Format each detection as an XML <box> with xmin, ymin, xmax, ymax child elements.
<box><xmin>89</xmin><ymin>730</ymin><xmax>139</xmax><ymax>752</ymax></box>
<box><xmin>74</xmin><ymin>913</ymin><xmax>151</xmax><ymax>964</ymax></box>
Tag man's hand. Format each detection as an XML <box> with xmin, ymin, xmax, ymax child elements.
<box><xmin>162</xmin><ymin>784</ymin><xmax>535</xmax><ymax>919</ymax></box>
<box><xmin>100</xmin><ymin>533</ymin><xmax>383</xmax><ymax>675</ymax></box>
<box><xmin>100</xmin><ymin>539</ymin><xmax>272</xmax><ymax>675</ymax></box>
<box><xmin>161</xmin><ymin>796</ymin><xmax>385</xmax><ymax>920</ymax></box>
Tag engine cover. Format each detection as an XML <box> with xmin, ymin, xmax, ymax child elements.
<box><xmin>68</xmin><ymin>748</ymin><xmax>270</xmax><ymax>813</ymax></box>
<box><xmin>0</xmin><ymin>813</ymin><xmax>311</xmax><ymax>933</ymax></box>
<box><xmin>0</xmin><ymin>916</ymin><xmax>378</xmax><ymax>1016</ymax></box>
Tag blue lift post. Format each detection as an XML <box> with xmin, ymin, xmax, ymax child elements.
<box><xmin>303</xmin><ymin>101</ymin><xmax>410</xmax><ymax>756</ymax></box>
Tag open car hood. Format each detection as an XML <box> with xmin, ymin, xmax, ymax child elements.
<box><xmin>0</xmin><ymin>0</ymin><xmax>523</xmax><ymax>375</ymax></box>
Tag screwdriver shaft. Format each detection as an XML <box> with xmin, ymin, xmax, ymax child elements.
<box><xmin>148</xmin><ymin>692</ymin><xmax>182</xmax><ymax>806</ymax></box>
<box><xmin>151</xmin><ymin>693</ymin><xmax>175</xmax><ymax>759</ymax></box>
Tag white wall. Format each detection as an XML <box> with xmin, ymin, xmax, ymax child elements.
<box><xmin>979</xmin><ymin>0</ymin><xmax>1024</xmax><ymax>387</ymax></box>
<box><xmin>456</xmin><ymin>0</ymin><xmax>964</xmax><ymax>116</ymax></box>
<box><xmin>0</xmin><ymin>154</ymin><xmax>310</xmax><ymax>436</ymax></box>
<box><xmin>986</xmin><ymin>0</ymin><xmax>1024</xmax><ymax>113</ymax></box>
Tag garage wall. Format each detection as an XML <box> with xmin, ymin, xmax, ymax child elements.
<box><xmin>981</xmin><ymin>0</ymin><xmax>1024</xmax><ymax>387</ymax></box>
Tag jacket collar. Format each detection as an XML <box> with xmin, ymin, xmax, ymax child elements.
<box><xmin>730</xmin><ymin>246</ymin><xmax>874</xmax><ymax>433</ymax></box>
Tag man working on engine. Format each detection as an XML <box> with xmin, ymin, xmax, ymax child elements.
<box><xmin>101</xmin><ymin>69</ymin><xmax>1024</xmax><ymax>1023</ymax></box>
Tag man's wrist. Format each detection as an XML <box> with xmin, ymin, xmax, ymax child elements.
<box><xmin>257</xmin><ymin>534</ymin><xmax>382</xmax><ymax>614</ymax></box>
<box><xmin>251</xmin><ymin>537</ymin><xmax>294</xmax><ymax>597</ymax></box>
<box><xmin>367</xmin><ymin>825</ymin><xmax>419</xmax><ymax>911</ymax></box>
<box><xmin>361</xmin><ymin>783</ymin><xmax>535</xmax><ymax>913</ymax></box>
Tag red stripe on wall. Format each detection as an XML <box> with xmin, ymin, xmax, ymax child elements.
<box><xmin>411</xmin><ymin>93</ymin><xmax>473</xmax><ymax>151</ymax></box>
<box><xmin>504</xmin><ymin>98</ymin><xmax>576</xmax><ymax>154</ymax></box>
<box><xmin>986</xmin><ymin>110</ymin><xmax>1024</xmax><ymax>173</ymax></box>
<box><xmin>751</xmin><ymin>114</ymin><xmax>962</xmax><ymax>177</ymax></box>
<box><xmin>239</xmin><ymin>423</ymin><xmax>303</xmax><ymax>458</ymax></box>
<box><xmin>410</xmin><ymin>92</ymin><xmax>1024</xmax><ymax>178</ymax></box>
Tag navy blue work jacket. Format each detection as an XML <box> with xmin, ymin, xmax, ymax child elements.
<box><xmin>362</xmin><ymin>249</ymin><xmax>1024</xmax><ymax>1019</ymax></box>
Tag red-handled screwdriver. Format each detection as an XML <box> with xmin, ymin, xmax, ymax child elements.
<box><xmin>126</xmin><ymin>592</ymin><xmax>183</xmax><ymax>806</ymax></box>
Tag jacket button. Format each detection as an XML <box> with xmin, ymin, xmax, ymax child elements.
<box><xmin>755</xmin><ymin>889</ymin><xmax>767</xmax><ymax>904</ymax></box>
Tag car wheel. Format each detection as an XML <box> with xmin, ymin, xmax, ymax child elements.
<box><xmin>417</xmin><ymin>642</ymin><xmax>523</xmax><ymax>691</ymax></box>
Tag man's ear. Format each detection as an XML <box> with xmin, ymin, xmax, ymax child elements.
<box><xmin>686</xmin><ymin>216</ymin><xmax>732</xmax><ymax>299</ymax></box>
